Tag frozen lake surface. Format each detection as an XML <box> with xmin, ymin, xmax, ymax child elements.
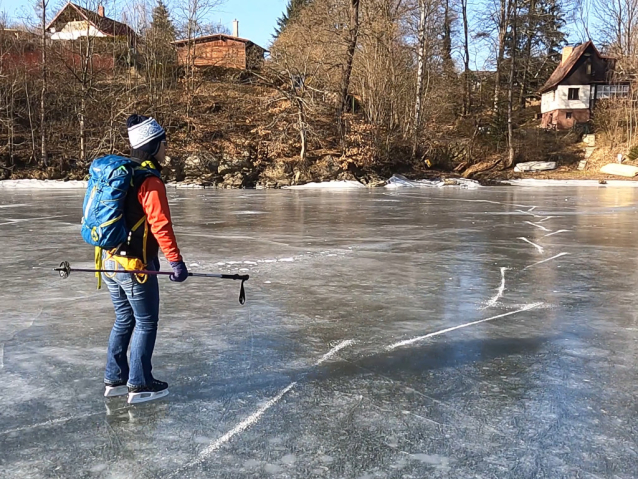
<box><xmin>1</xmin><ymin>187</ymin><xmax>637</xmax><ymax>478</ymax></box>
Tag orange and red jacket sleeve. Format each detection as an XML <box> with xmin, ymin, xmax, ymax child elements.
<box><xmin>138</xmin><ymin>176</ymin><xmax>183</xmax><ymax>263</ymax></box>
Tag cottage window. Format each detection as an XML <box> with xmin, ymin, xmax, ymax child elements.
<box><xmin>596</xmin><ymin>84</ymin><xmax>630</xmax><ymax>99</ymax></box>
<box><xmin>566</xmin><ymin>112</ymin><xmax>573</xmax><ymax>119</ymax></box>
<box><xmin>586</xmin><ymin>62</ymin><xmax>592</xmax><ymax>75</ymax></box>
<box><xmin>568</xmin><ymin>88</ymin><xmax>579</xmax><ymax>100</ymax></box>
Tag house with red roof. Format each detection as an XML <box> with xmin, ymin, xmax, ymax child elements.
<box><xmin>540</xmin><ymin>41</ymin><xmax>628</xmax><ymax>130</ymax></box>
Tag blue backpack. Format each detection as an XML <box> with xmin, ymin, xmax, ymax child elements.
<box><xmin>81</xmin><ymin>155</ymin><xmax>158</xmax><ymax>248</ymax></box>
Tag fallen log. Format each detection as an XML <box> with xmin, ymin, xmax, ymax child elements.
<box><xmin>462</xmin><ymin>158</ymin><xmax>502</xmax><ymax>178</ymax></box>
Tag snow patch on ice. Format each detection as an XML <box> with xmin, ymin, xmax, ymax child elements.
<box><xmin>284</xmin><ymin>180</ymin><xmax>365</xmax><ymax>189</ymax></box>
<box><xmin>504</xmin><ymin>179</ymin><xmax>638</xmax><ymax>187</ymax></box>
<box><xmin>165</xmin><ymin>183</ymin><xmax>204</xmax><ymax>189</ymax></box>
<box><xmin>385</xmin><ymin>174</ymin><xmax>481</xmax><ymax>189</ymax></box>
<box><xmin>0</xmin><ymin>179</ymin><xmax>87</xmax><ymax>189</ymax></box>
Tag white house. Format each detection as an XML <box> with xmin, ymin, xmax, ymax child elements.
<box><xmin>540</xmin><ymin>41</ymin><xmax>627</xmax><ymax>130</ymax></box>
<box><xmin>46</xmin><ymin>2</ymin><xmax>137</xmax><ymax>46</ymax></box>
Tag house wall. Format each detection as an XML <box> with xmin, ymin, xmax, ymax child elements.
<box><xmin>176</xmin><ymin>39</ymin><xmax>247</xmax><ymax>69</ymax></box>
<box><xmin>541</xmin><ymin>85</ymin><xmax>592</xmax><ymax>113</ymax></box>
<box><xmin>541</xmin><ymin>109</ymin><xmax>590</xmax><ymax>129</ymax></box>
<box><xmin>50</xmin><ymin>21</ymin><xmax>107</xmax><ymax>40</ymax></box>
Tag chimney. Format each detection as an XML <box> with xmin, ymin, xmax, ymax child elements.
<box><xmin>232</xmin><ymin>19</ymin><xmax>239</xmax><ymax>37</ymax></box>
<box><xmin>561</xmin><ymin>46</ymin><xmax>574</xmax><ymax>65</ymax></box>
<box><xmin>98</xmin><ymin>5</ymin><xmax>105</xmax><ymax>17</ymax></box>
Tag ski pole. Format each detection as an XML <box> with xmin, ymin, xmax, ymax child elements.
<box><xmin>54</xmin><ymin>261</ymin><xmax>250</xmax><ymax>304</ymax></box>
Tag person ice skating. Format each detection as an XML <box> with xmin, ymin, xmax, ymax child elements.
<box><xmin>101</xmin><ymin>115</ymin><xmax>188</xmax><ymax>404</ymax></box>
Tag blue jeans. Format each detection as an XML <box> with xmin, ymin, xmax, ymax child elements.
<box><xmin>103</xmin><ymin>257</ymin><xmax>160</xmax><ymax>387</ymax></box>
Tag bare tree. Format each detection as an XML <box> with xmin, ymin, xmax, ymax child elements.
<box><xmin>175</xmin><ymin>0</ymin><xmax>225</xmax><ymax>132</ymax></box>
<box><xmin>338</xmin><ymin>0</ymin><xmax>361</xmax><ymax>146</ymax></box>
<box><xmin>593</xmin><ymin>0</ymin><xmax>638</xmax><ymax>58</ymax></box>
<box><xmin>492</xmin><ymin>0</ymin><xmax>510</xmax><ymax>117</ymax></box>
<box><xmin>412</xmin><ymin>0</ymin><xmax>427</xmax><ymax>157</ymax></box>
<box><xmin>461</xmin><ymin>0</ymin><xmax>471</xmax><ymax>115</ymax></box>
<box><xmin>506</xmin><ymin>0</ymin><xmax>517</xmax><ymax>167</ymax></box>
<box><xmin>518</xmin><ymin>0</ymin><xmax>536</xmax><ymax>108</ymax></box>
<box><xmin>39</xmin><ymin>0</ymin><xmax>48</xmax><ymax>166</ymax></box>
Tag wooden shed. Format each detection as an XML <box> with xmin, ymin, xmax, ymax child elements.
<box><xmin>172</xmin><ymin>34</ymin><xmax>266</xmax><ymax>71</ymax></box>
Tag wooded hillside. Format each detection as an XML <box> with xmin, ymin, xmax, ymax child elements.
<box><xmin>0</xmin><ymin>0</ymin><xmax>636</xmax><ymax>186</ymax></box>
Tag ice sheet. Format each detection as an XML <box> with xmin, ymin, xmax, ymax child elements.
<box><xmin>1</xmin><ymin>186</ymin><xmax>637</xmax><ymax>478</ymax></box>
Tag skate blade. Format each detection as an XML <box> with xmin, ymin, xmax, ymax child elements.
<box><xmin>104</xmin><ymin>385</ymin><xmax>129</xmax><ymax>397</ymax></box>
<box><xmin>127</xmin><ymin>389</ymin><xmax>169</xmax><ymax>404</ymax></box>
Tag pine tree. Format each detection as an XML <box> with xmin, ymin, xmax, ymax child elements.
<box><xmin>150</xmin><ymin>0</ymin><xmax>176</xmax><ymax>42</ymax></box>
<box><xmin>503</xmin><ymin>0</ymin><xmax>566</xmax><ymax>106</ymax></box>
<box><xmin>144</xmin><ymin>0</ymin><xmax>178</xmax><ymax>106</ymax></box>
<box><xmin>274</xmin><ymin>0</ymin><xmax>312</xmax><ymax>38</ymax></box>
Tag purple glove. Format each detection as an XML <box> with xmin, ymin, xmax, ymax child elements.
<box><xmin>169</xmin><ymin>260</ymin><xmax>188</xmax><ymax>282</ymax></box>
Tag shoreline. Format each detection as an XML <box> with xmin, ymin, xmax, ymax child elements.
<box><xmin>2</xmin><ymin>176</ymin><xmax>638</xmax><ymax>190</ymax></box>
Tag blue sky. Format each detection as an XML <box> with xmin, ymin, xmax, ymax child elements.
<box><xmin>3</xmin><ymin>0</ymin><xmax>288</xmax><ymax>49</ymax></box>
<box><xmin>2</xmin><ymin>0</ymin><xmax>590</xmax><ymax>70</ymax></box>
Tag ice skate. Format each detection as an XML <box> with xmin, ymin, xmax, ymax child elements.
<box><xmin>127</xmin><ymin>379</ymin><xmax>169</xmax><ymax>404</ymax></box>
<box><xmin>104</xmin><ymin>381</ymin><xmax>128</xmax><ymax>397</ymax></box>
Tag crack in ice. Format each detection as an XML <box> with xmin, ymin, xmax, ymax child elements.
<box><xmin>170</xmin><ymin>340</ymin><xmax>356</xmax><ymax>475</ymax></box>
<box><xmin>524</xmin><ymin>221</ymin><xmax>551</xmax><ymax>232</ymax></box>
<box><xmin>518</xmin><ymin>237</ymin><xmax>544</xmax><ymax>254</ymax></box>
<box><xmin>482</xmin><ymin>267</ymin><xmax>509</xmax><ymax>309</ymax></box>
<box><xmin>196</xmin><ymin>382</ymin><xmax>298</xmax><ymax>458</ymax></box>
<box><xmin>544</xmin><ymin>229</ymin><xmax>570</xmax><ymax>237</ymax></box>
<box><xmin>386</xmin><ymin>303</ymin><xmax>543</xmax><ymax>351</ymax></box>
<box><xmin>523</xmin><ymin>252</ymin><xmax>570</xmax><ymax>270</ymax></box>
<box><xmin>316</xmin><ymin>339</ymin><xmax>356</xmax><ymax>365</ymax></box>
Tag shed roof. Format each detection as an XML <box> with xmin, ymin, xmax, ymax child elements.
<box><xmin>172</xmin><ymin>33</ymin><xmax>266</xmax><ymax>51</ymax></box>
<box><xmin>47</xmin><ymin>2</ymin><xmax>137</xmax><ymax>39</ymax></box>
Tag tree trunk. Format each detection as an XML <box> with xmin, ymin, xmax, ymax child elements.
<box><xmin>80</xmin><ymin>94</ymin><xmax>86</xmax><ymax>163</ymax></box>
<box><xmin>507</xmin><ymin>0</ymin><xmax>517</xmax><ymax>168</ymax></box>
<box><xmin>493</xmin><ymin>0</ymin><xmax>508</xmax><ymax>117</ymax></box>
<box><xmin>298</xmin><ymin>99</ymin><xmax>307</xmax><ymax>163</ymax></box>
<box><xmin>442</xmin><ymin>0</ymin><xmax>453</xmax><ymax>76</ymax></box>
<box><xmin>462</xmin><ymin>0</ymin><xmax>471</xmax><ymax>115</ymax></box>
<box><xmin>8</xmin><ymin>81</ymin><xmax>15</xmax><ymax>166</ymax></box>
<box><xmin>518</xmin><ymin>0</ymin><xmax>536</xmax><ymax>109</ymax></box>
<box><xmin>40</xmin><ymin>0</ymin><xmax>48</xmax><ymax>167</ymax></box>
<box><xmin>25</xmin><ymin>79</ymin><xmax>37</xmax><ymax>162</ymax></box>
<box><xmin>338</xmin><ymin>0</ymin><xmax>361</xmax><ymax>146</ymax></box>
<box><xmin>412</xmin><ymin>0</ymin><xmax>427</xmax><ymax>158</ymax></box>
